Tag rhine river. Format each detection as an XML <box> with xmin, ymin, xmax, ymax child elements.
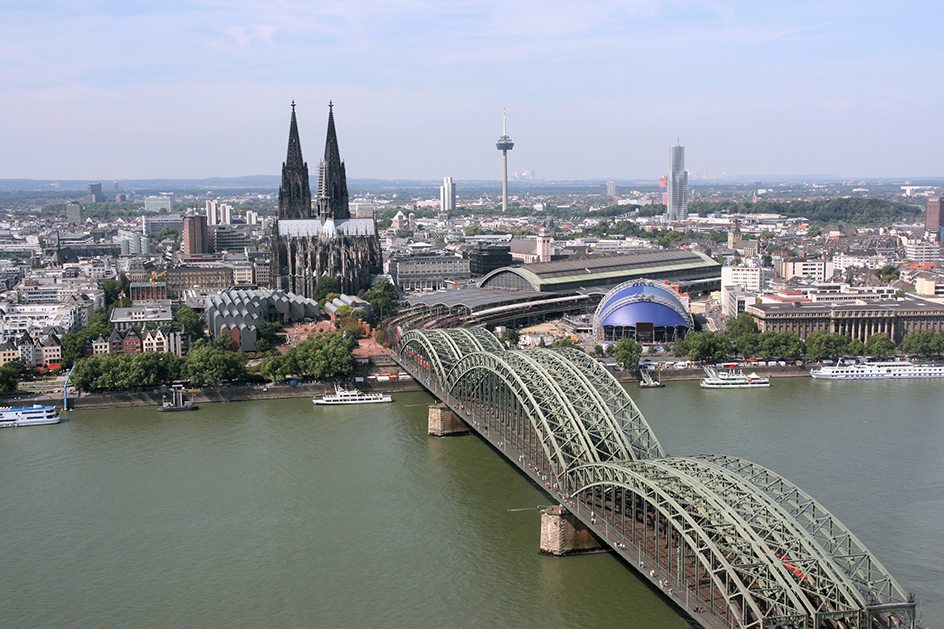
<box><xmin>1</xmin><ymin>376</ymin><xmax>941</xmax><ymax>628</ymax></box>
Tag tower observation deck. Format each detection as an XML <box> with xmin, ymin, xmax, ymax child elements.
<box><xmin>496</xmin><ymin>109</ymin><xmax>514</xmax><ymax>212</ymax></box>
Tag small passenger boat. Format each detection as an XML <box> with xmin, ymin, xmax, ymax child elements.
<box><xmin>700</xmin><ymin>366</ymin><xmax>770</xmax><ymax>389</ymax></box>
<box><xmin>314</xmin><ymin>385</ymin><xmax>393</xmax><ymax>405</ymax></box>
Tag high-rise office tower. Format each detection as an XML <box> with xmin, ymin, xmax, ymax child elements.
<box><xmin>84</xmin><ymin>183</ymin><xmax>105</xmax><ymax>203</ymax></box>
<box><xmin>496</xmin><ymin>110</ymin><xmax>514</xmax><ymax>213</ymax></box>
<box><xmin>440</xmin><ymin>176</ymin><xmax>456</xmax><ymax>213</ymax></box>
<box><xmin>667</xmin><ymin>143</ymin><xmax>688</xmax><ymax>222</ymax></box>
<box><xmin>925</xmin><ymin>197</ymin><xmax>943</xmax><ymax>240</ymax></box>
<box><xmin>182</xmin><ymin>215</ymin><xmax>209</xmax><ymax>255</ymax></box>
<box><xmin>206</xmin><ymin>200</ymin><xmax>218</xmax><ymax>226</ymax></box>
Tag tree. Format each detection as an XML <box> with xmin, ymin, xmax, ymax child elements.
<box><xmin>103</xmin><ymin>279</ymin><xmax>124</xmax><ymax>309</ymax></box>
<box><xmin>359</xmin><ymin>277</ymin><xmax>397</xmax><ymax>320</ymax></box>
<box><xmin>756</xmin><ymin>331</ymin><xmax>804</xmax><ymax>360</ymax></box>
<box><xmin>174</xmin><ymin>304</ymin><xmax>205</xmax><ymax>336</ymax></box>
<box><xmin>69</xmin><ymin>353</ymin><xmax>183</xmax><ymax>391</ymax></box>
<box><xmin>674</xmin><ymin>331</ymin><xmax>733</xmax><ymax>363</ymax></box>
<box><xmin>805</xmin><ymin>331</ymin><xmax>847</xmax><ymax>361</ymax></box>
<box><xmin>372</xmin><ymin>328</ymin><xmax>388</xmax><ymax>347</ymax></box>
<box><xmin>255</xmin><ymin>321</ymin><xmax>282</xmax><ymax>348</ymax></box>
<box><xmin>292</xmin><ymin>333</ymin><xmax>358</xmax><ymax>380</ymax></box>
<box><xmin>338</xmin><ymin>317</ymin><xmax>366</xmax><ymax>339</ymax></box>
<box><xmin>864</xmin><ymin>332</ymin><xmax>896</xmax><ymax>359</ymax></box>
<box><xmin>182</xmin><ymin>345</ymin><xmax>247</xmax><ymax>386</ymax></box>
<box><xmin>157</xmin><ymin>227</ymin><xmax>179</xmax><ymax>240</ymax></box>
<box><xmin>313</xmin><ymin>277</ymin><xmax>342</xmax><ymax>302</ymax></box>
<box><xmin>212</xmin><ymin>334</ymin><xmax>235</xmax><ymax>350</ymax></box>
<box><xmin>613</xmin><ymin>338</ymin><xmax>642</xmax><ymax>369</ymax></box>
<box><xmin>499</xmin><ymin>329</ymin><xmax>520</xmax><ymax>348</ymax></box>
<box><xmin>551</xmin><ymin>337</ymin><xmax>581</xmax><ymax>350</ymax></box>
<box><xmin>806</xmin><ymin>226</ymin><xmax>822</xmax><ymax>237</ymax></box>
<box><xmin>875</xmin><ymin>264</ymin><xmax>900</xmax><ymax>283</ymax></box>
<box><xmin>254</xmin><ymin>338</ymin><xmax>272</xmax><ymax>352</ymax></box>
<box><xmin>0</xmin><ymin>363</ymin><xmax>19</xmax><ymax>394</ymax></box>
<box><xmin>736</xmin><ymin>332</ymin><xmax>761</xmax><ymax>358</ymax></box>
<box><xmin>724</xmin><ymin>312</ymin><xmax>759</xmax><ymax>348</ymax></box>
<box><xmin>901</xmin><ymin>330</ymin><xmax>944</xmax><ymax>357</ymax></box>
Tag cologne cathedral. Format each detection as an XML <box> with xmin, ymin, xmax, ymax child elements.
<box><xmin>269</xmin><ymin>102</ymin><xmax>382</xmax><ymax>298</ymax></box>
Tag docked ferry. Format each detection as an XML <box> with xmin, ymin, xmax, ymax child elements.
<box><xmin>810</xmin><ymin>361</ymin><xmax>944</xmax><ymax>380</ymax></box>
<box><xmin>0</xmin><ymin>404</ymin><xmax>62</xmax><ymax>427</ymax></box>
<box><xmin>700</xmin><ymin>366</ymin><xmax>770</xmax><ymax>389</ymax></box>
<box><xmin>314</xmin><ymin>385</ymin><xmax>393</xmax><ymax>405</ymax></box>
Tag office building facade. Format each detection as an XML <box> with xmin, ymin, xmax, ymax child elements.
<box><xmin>182</xmin><ymin>215</ymin><xmax>209</xmax><ymax>256</ymax></box>
<box><xmin>925</xmin><ymin>197</ymin><xmax>943</xmax><ymax>239</ymax></box>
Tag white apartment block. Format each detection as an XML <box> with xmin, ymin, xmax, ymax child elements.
<box><xmin>903</xmin><ymin>240</ymin><xmax>941</xmax><ymax>264</ymax></box>
<box><xmin>721</xmin><ymin>266</ymin><xmax>762</xmax><ymax>291</ymax></box>
<box><xmin>0</xmin><ymin>303</ymin><xmax>82</xmax><ymax>334</ymax></box>
<box><xmin>832</xmin><ymin>251</ymin><xmax>888</xmax><ymax>272</ymax></box>
<box><xmin>779</xmin><ymin>258</ymin><xmax>835</xmax><ymax>282</ymax></box>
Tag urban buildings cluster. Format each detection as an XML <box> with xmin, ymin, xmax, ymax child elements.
<box><xmin>3</xmin><ymin>103</ymin><xmax>944</xmax><ymax>370</ymax></box>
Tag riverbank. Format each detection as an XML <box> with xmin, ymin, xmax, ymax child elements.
<box><xmin>5</xmin><ymin>363</ymin><xmax>810</xmax><ymax>411</ymax></box>
<box><xmin>57</xmin><ymin>379</ymin><xmax>425</xmax><ymax>411</ymax></box>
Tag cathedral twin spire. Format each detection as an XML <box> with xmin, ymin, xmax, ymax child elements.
<box><xmin>277</xmin><ymin>101</ymin><xmax>348</xmax><ymax>221</ymax></box>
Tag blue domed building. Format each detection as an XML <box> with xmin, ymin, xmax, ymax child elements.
<box><xmin>592</xmin><ymin>279</ymin><xmax>693</xmax><ymax>343</ymax></box>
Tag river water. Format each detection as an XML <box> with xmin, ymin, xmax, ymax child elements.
<box><xmin>1</xmin><ymin>376</ymin><xmax>940</xmax><ymax>628</ymax></box>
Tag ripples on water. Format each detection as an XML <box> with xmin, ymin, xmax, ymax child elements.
<box><xmin>0</xmin><ymin>379</ymin><xmax>940</xmax><ymax>628</ymax></box>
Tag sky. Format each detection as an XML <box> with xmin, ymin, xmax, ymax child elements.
<box><xmin>2</xmin><ymin>0</ymin><xmax>943</xmax><ymax>182</ymax></box>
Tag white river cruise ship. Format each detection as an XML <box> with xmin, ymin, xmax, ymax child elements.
<box><xmin>314</xmin><ymin>385</ymin><xmax>393</xmax><ymax>405</ymax></box>
<box><xmin>0</xmin><ymin>404</ymin><xmax>61</xmax><ymax>427</ymax></box>
<box><xmin>810</xmin><ymin>361</ymin><xmax>944</xmax><ymax>379</ymax></box>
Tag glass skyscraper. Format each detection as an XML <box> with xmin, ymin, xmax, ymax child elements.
<box><xmin>667</xmin><ymin>144</ymin><xmax>688</xmax><ymax>222</ymax></box>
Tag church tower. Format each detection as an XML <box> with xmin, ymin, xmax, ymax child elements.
<box><xmin>317</xmin><ymin>102</ymin><xmax>350</xmax><ymax>222</ymax></box>
<box><xmin>269</xmin><ymin>101</ymin><xmax>383</xmax><ymax>298</ymax></box>
<box><xmin>278</xmin><ymin>101</ymin><xmax>312</xmax><ymax>220</ymax></box>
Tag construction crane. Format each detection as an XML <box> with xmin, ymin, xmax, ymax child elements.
<box><xmin>149</xmin><ymin>269</ymin><xmax>168</xmax><ymax>300</ymax></box>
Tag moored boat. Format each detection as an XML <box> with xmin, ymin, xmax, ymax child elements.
<box><xmin>810</xmin><ymin>360</ymin><xmax>944</xmax><ymax>380</ymax></box>
<box><xmin>158</xmin><ymin>387</ymin><xmax>199</xmax><ymax>412</ymax></box>
<box><xmin>700</xmin><ymin>366</ymin><xmax>770</xmax><ymax>389</ymax></box>
<box><xmin>0</xmin><ymin>404</ymin><xmax>61</xmax><ymax>427</ymax></box>
<box><xmin>639</xmin><ymin>370</ymin><xmax>664</xmax><ymax>388</ymax></box>
<box><xmin>314</xmin><ymin>385</ymin><xmax>393</xmax><ymax>405</ymax></box>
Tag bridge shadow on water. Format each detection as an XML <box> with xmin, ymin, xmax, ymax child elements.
<box><xmin>394</xmin><ymin>327</ymin><xmax>919</xmax><ymax>629</ymax></box>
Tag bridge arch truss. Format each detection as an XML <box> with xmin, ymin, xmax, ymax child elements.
<box><xmin>394</xmin><ymin>328</ymin><xmax>916</xmax><ymax>629</ymax></box>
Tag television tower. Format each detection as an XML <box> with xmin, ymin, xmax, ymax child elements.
<box><xmin>495</xmin><ymin>109</ymin><xmax>514</xmax><ymax>212</ymax></box>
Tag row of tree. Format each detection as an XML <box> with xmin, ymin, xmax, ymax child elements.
<box><xmin>69</xmin><ymin>338</ymin><xmax>249</xmax><ymax>391</ymax></box>
<box><xmin>259</xmin><ymin>333</ymin><xmax>358</xmax><ymax>382</ymax></box>
<box><xmin>687</xmin><ymin>198</ymin><xmax>921</xmax><ymax>225</ymax></box>
<box><xmin>69</xmin><ymin>330</ymin><xmax>362</xmax><ymax>392</ymax></box>
<box><xmin>668</xmin><ymin>313</ymin><xmax>939</xmax><ymax>363</ymax></box>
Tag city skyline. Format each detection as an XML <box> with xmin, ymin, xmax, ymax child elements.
<box><xmin>2</xmin><ymin>1</ymin><xmax>943</xmax><ymax>182</ymax></box>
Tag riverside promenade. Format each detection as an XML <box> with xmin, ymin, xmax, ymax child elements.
<box><xmin>10</xmin><ymin>363</ymin><xmax>810</xmax><ymax>411</ymax></box>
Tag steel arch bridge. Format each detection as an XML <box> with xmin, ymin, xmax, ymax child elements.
<box><xmin>396</xmin><ymin>327</ymin><xmax>916</xmax><ymax>629</ymax></box>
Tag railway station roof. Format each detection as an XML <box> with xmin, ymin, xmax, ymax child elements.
<box><xmin>477</xmin><ymin>250</ymin><xmax>720</xmax><ymax>293</ymax></box>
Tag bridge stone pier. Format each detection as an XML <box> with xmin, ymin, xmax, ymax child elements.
<box><xmin>540</xmin><ymin>505</ymin><xmax>605</xmax><ymax>556</ymax></box>
<box><xmin>395</xmin><ymin>326</ymin><xmax>919</xmax><ymax>629</ymax></box>
<box><xmin>428</xmin><ymin>403</ymin><xmax>470</xmax><ymax>436</ymax></box>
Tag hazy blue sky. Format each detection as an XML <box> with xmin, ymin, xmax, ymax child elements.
<box><xmin>2</xmin><ymin>1</ymin><xmax>942</xmax><ymax>182</ymax></box>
